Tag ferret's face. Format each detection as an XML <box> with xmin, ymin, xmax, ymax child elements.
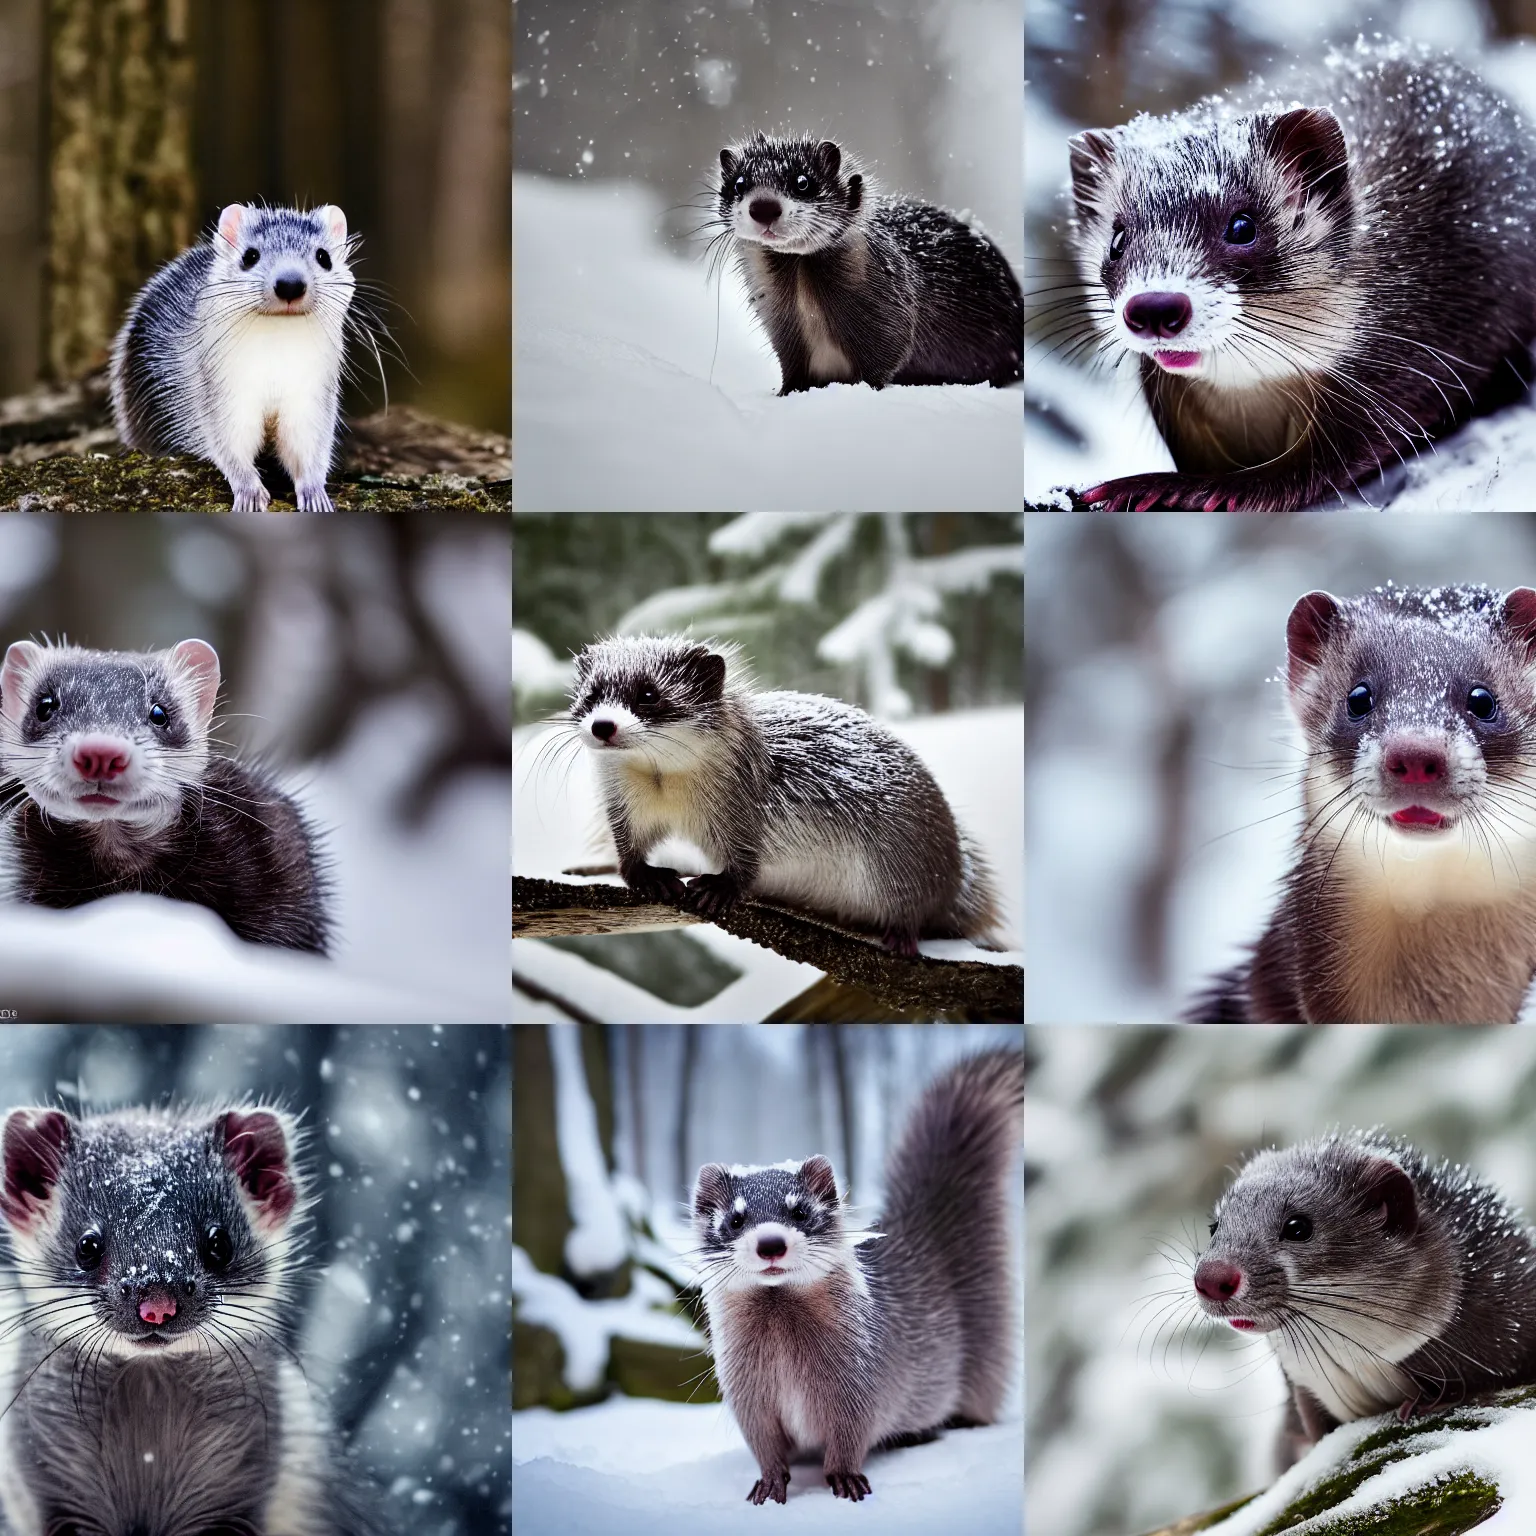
<box><xmin>719</xmin><ymin>138</ymin><xmax>859</xmax><ymax>255</ymax></box>
<box><xmin>570</xmin><ymin>638</ymin><xmax>729</xmax><ymax>769</ymax></box>
<box><xmin>0</xmin><ymin>639</ymin><xmax>220</xmax><ymax>830</ymax></box>
<box><xmin>691</xmin><ymin>1158</ymin><xmax>845</xmax><ymax>1291</ymax></box>
<box><xmin>1285</xmin><ymin>588</ymin><xmax>1536</xmax><ymax>870</ymax></box>
<box><xmin>0</xmin><ymin>1107</ymin><xmax>304</xmax><ymax>1362</ymax></box>
<box><xmin>1067</xmin><ymin>107</ymin><xmax>1359</xmax><ymax>386</ymax></box>
<box><xmin>214</xmin><ymin>203</ymin><xmax>356</xmax><ymax>319</ymax></box>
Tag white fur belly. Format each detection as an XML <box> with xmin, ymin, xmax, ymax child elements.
<box><xmin>775</xmin><ymin>1378</ymin><xmax>823</xmax><ymax>1454</ymax></box>
<box><xmin>1270</xmin><ymin>1319</ymin><xmax>1426</xmax><ymax>1422</ymax></box>
<box><xmin>211</xmin><ymin>316</ymin><xmax>336</xmax><ymax>438</ymax></box>
<box><xmin>755</xmin><ymin>830</ymin><xmax>882</xmax><ymax>925</ymax></box>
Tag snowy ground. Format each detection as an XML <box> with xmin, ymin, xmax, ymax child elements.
<box><xmin>513</xmin><ymin>1398</ymin><xmax>1023</xmax><ymax>1535</ymax></box>
<box><xmin>513</xmin><ymin>705</ymin><xmax>1022</xmax><ymax>1022</ymax></box>
<box><xmin>514</xmin><ymin>176</ymin><xmax>1022</xmax><ymax>511</ymax></box>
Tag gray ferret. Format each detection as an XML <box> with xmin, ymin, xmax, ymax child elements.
<box><xmin>717</xmin><ymin>133</ymin><xmax>1022</xmax><ymax>393</ymax></box>
<box><xmin>1189</xmin><ymin>583</ymin><xmax>1536</xmax><ymax>1023</ymax></box>
<box><xmin>0</xmin><ymin>1103</ymin><xmax>393</xmax><ymax>1534</ymax></box>
<box><xmin>1193</xmin><ymin>1132</ymin><xmax>1536</xmax><ymax>1469</ymax></box>
<box><xmin>691</xmin><ymin>1047</ymin><xmax>1023</xmax><ymax>1504</ymax></box>
<box><xmin>0</xmin><ymin>636</ymin><xmax>331</xmax><ymax>953</ymax></box>
<box><xmin>569</xmin><ymin>634</ymin><xmax>1002</xmax><ymax>956</ymax></box>
<box><xmin>1064</xmin><ymin>39</ymin><xmax>1536</xmax><ymax>511</ymax></box>
<box><xmin>110</xmin><ymin>203</ymin><xmax>356</xmax><ymax>512</ymax></box>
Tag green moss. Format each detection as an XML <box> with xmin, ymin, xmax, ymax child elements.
<box><xmin>608</xmin><ymin>1336</ymin><xmax>718</xmax><ymax>1403</ymax></box>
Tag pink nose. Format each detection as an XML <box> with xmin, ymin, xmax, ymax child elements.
<box><xmin>73</xmin><ymin>742</ymin><xmax>130</xmax><ymax>781</ymax></box>
<box><xmin>1386</xmin><ymin>745</ymin><xmax>1446</xmax><ymax>785</ymax></box>
<box><xmin>138</xmin><ymin>1295</ymin><xmax>177</xmax><ymax>1326</ymax></box>
<box><xmin>1194</xmin><ymin>1259</ymin><xmax>1244</xmax><ymax>1302</ymax></box>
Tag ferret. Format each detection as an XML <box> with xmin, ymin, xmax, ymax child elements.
<box><xmin>568</xmin><ymin>633</ymin><xmax>1002</xmax><ymax>956</ymax></box>
<box><xmin>1064</xmin><ymin>39</ymin><xmax>1536</xmax><ymax>511</ymax></box>
<box><xmin>692</xmin><ymin>1047</ymin><xmax>1023</xmax><ymax>1504</ymax></box>
<box><xmin>0</xmin><ymin>1103</ymin><xmax>393</xmax><ymax>1534</ymax></box>
<box><xmin>0</xmin><ymin>636</ymin><xmax>331</xmax><ymax>953</ymax></box>
<box><xmin>1189</xmin><ymin>583</ymin><xmax>1536</xmax><ymax>1023</ymax></box>
<box><xmin>110</xmin><ymin>204</ymin><xmax>357</xmax><ymax>512</ymax></box>
<box><xmin>1193</xmin><ymin>1132</ymin><xmax>1536</xmax><ymax>1468</ymax></box>
<box><xmin>717</xmin><ymin>132</ymin><xmax>1022</xmax><ymax>393</ymax></box>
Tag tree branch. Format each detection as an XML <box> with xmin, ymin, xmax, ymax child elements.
<box><xmin>513</xmin><ymin>875</ymin><xmax>1023</xmax><ymax>1021</ymax></box>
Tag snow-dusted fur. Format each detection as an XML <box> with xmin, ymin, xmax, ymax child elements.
<box><xmin>1193</xmin><ymin>1132</ymin><xmax>1536</xmax><ymax>1470</ymax></box>
<box><xmin>569</xmin><ymin>633</ymin><xmax>1003</xmax><ymax>954</ymax></box>
<box><xmin>0</xmin><ymin>636</ymin><xmax>331</xmax><ymax>952</ymax></box>
<box><xmin>716</xmin><ymin>132</ymin><xmax>1022</xmax><ymax>393</ymax></box>
<box><xmin>0</xmin><ymin>1104</ymin><xmax>392</xmax><ymax>1535</ymax></box>
<box><xmin>1066</xmin><ymin>39</ymin><xmax>1536</xmax><ymax>511</ymax></box>
<box><xmin>692</xmin><ymin>1048</ymin><xmax>1023</xmax><ymax>1503</ymax></box>
<box><xmin>1189</xmin><ymin>584</ymin><xmax>1536</xmax><ymax>1022</ymax></box>
<box><xmin>110</xmin><ymin>203</ymin><xmax>356</xmax><ymax>512</ymax></box>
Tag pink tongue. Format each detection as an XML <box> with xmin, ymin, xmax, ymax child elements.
<box><xmin>139</xmin><ymin>1296</ymin><xmax>177</xmax><ymax>1325</ymax></box>
<box><xmin>1154</xmin><ymin>350</ymin><xmax>1200</xmax><ymax>369</ymax></box>
<box><xmin>1393</xmin><ymin>806</ymin><xmax>1444</xmax><ymax>826</ymax></box>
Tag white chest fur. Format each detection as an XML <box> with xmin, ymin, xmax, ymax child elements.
<box><xmin>207</xmin><ymin>313</ymin><xmax>339</xmax><ymax>436</ymax></box>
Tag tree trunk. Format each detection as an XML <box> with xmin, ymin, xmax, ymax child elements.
<box><xmin>47</xmin><ymin>0</ymin><xmax>197</xmax><ymax>380</ymax></box>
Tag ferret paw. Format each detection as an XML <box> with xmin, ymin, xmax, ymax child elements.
<box><xmin>825</xmin><ymin>1470</ymin><xmax>871</xmax><ymax>1501</ymax></box>
<box><xmin>1079</xmin><ymin>473</ymin><xmax>1254</xmax><ymax>513</ymax></box>
<box><xmin>682</xmin><ymin>872</ymin><xmax>742</xmax><ymax>918</ymax></box>
<box><xmin>229</xmin><ymin>481</ymin><xmax>272</xmax><ymax>513</ymax></box>
<box><xmin>747</xmin><ymin>1470</ymin><xmax>789</xmax><ymax>1505</ymax></box>
<box><xmin>621</xmin><ymin>862</ymin><xmax>688</xmax><ymax>904</ymax></box>
<box><xmin>881</xmin><ymin>926</ymin><xmax>920</xmax><ymax>958</ymax></box>
<box><xmin>295</xmin><ymin>482</ymin><xmax>336</xmax><ymax>513</ymax></box>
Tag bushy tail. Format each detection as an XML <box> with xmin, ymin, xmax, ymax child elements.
<box><xmin>883</xmin><ymin>1047</ymin><xmax>1023</xmax><ymax>1422</ymax></box>
<box><xmin>947</xmin><ymin>832</ymin><xmax>1006</xmax><ymax>949</ymax></box>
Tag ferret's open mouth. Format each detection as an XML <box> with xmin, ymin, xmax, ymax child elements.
<box><xmin>1390</xmin><ymin>805</ymin><xmax>1450</xmax><ymax>831</ymax></box>
<box><xmin>1152</xmin><ymin>350</ymin><xmax>1201</xmax><ymax>371</ymax></box>
<box><xmin>1227</xmin><ymin>1318</ymin><xmax>1257</xmax><ymax>1331</ymax></box>
<box><xmin>76</xmin><ymin>793</ymin><xmax>121</xmax><ymax>807</ymax></box>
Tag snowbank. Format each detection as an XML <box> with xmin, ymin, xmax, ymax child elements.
<box><xmin>512</xmin><ymin>1397</ymin><xmax>1023</xmax><ymax>1535</ymax></box>
<box><xmin>513</xmin><ymin>175</ymin><xmax>1022</xmax><ymax>511</ymax></box>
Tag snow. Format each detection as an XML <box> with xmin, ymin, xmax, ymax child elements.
<box><xmin>512</xmin><ymin>1397</ymin><xmax>1023</xmax><ymax>1535</ymax></box>
<box><xmin>513</xmin><ymin>175</ymin><xmax>1021</xmax><ymax>511</ymax></box>
<box><xmin>549</xmin><ymin>1023</ymin><xmax>630</xmax><ymax>1277</ymax></box>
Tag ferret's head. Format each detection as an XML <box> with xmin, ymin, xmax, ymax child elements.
<box><xmin>1283</xmin><ymin>585</ymin><xmax>1536</xmax><ymax>877</ymax></box>
<box><xmin>1067</xmin><ymin>103</ymin><xmax>1358</xmax><ymax>387</ymax></box>
<box><xmin>0</xmin><ymin>1105</ymin><xmax>307</xmax><ymax>1361</ymax></box>
<box><xmin>570</xmin><ymin>635</ymin><xmax>739</xmax><ymax>772</ymax></box>
<box><xmin>212</xmin><ymin>203</ymin><xmax>356</xmax><ymax>319</ymax></box>
<box><xmin>1194</xmin><ymin>1137</ymin><xmax>1459</xmax><ymax>1358</ymax></box>
<box><xmin>719</xmin><ymin>133</ymin><xmax>864</xmax><ymax>255</ymax></box>
<box><xmin>691</xmin><ymin>1157</ymin><xmax>860</xmax><ymax>1292</ymax></box>
<box><xmin>0</xmin><ymin>638</ymin><xmax>220</xmax><ymax>830</ymax></box>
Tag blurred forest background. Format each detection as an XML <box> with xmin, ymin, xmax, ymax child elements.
<box><xmin>0</xmin><ymin>512</ymin><xmax>510</xmax><ymax>1015</ymax></box>
<box><xmin>514</xmin><ymin>1022</ymin><xmax>1021</xmax><ymax>1408</ymax></box>
<box><xmin>0</xmin><ymin>0</ymin><xmax>508</xmax><ymax>430</ymax></box>
<box><xmin>1024</xmin><ymin>0</ymin><xmax>1536</xmax><ymax>501</ymax></box>
<box><xmin>1026</xmin><ymin>1023</ymin><xmax>1536</xmax><ymax>1536</ymax></box>
<box><xmin>0</xmin><ymin>1023</ymin><xmax>510</xmax><ymax>1535</ymax></box>
<box><xmin>1026</xmin><ymin>512</ymin><xmax>1536</xmax><ymax>1024</ymax></box>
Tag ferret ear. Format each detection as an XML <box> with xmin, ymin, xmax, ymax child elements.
<box><xmin>688</xmin><ymin>649</ymin><xmax>727</xmax><ymax>701</ymax></box>
<box><xmin>0</xmin><ymin>640</ymin><xmax>44</xmax><ymax>730</ymax></box>
<box><xmin>1260</xmin><ymin>108</ymin><xmax>1351</xmax><ymax>217</ymax></box>
<box><xmin>1286</xmin><ymin>591</ymin><xmax>1344</xmax><ymax>688</ymax></box>
<box><xmin>1358</xmin><ymin>1157</ymin><xmax>1417</xmax><ymax>1240</ymax></box>
<box><xmin>720</xmin><ymin>148</ymin><xmax>738</xmax><ymax>179</ymax></box>
<box><xmin>216</xmin><ymin>203</ymin><xmax>245</xmax><ymax>251</ymax></box>
<box><xmin>316</xmin><ymin>204</ymin><xmax>348</xmax><ymax>247</ymax></box>
<box><xmin>692</xmin><ymin>1162</ymin><xmax>732</xmax><ymax>1220</ymax></box>
<box><xmin>171</xmin><ymin>639</ymin><xmax>220</xmax><ymax>732</ymax></box>
<box><xmin>846</xmin><ymin>173</ymin><xmax>863</xmax><ymax>213</ymax></box>
<box><xmin>1067</xmin><ymin>129</ymin><xmax>1118</xmax><ymax>221</ymax></box>
<box><xmin>1500</xmin><ymin>587</ymin><xmax>1536</xmax><ymax>663</ymax></box>
<box><xmin>799</xmin><ymin>1155</ymin><xmax>839</xmax><ymax>1205</ymax></box>
<box><xmin>814</xmin><ymin>140</ymin><xmax>841</xmax><ymax>179</ymax></box>
<box><xmin>0</xmin><ymin>1108</ymin><xmax>74</xmax><ymax>1235</ymax></box>
<box><xmin>216</xmin><ymin>1109</ymin><xmax>301</xmax><ymax>1234</ymax></box>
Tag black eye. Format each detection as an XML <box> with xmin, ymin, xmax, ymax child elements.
<box><xmin>1109</xmin><ymin>226</ymin><xmax>1127</xmax><ymax>261</ymax></box>
<box><xmin>1469</xmin><ymin>685</ymin><xmax>1497</xmax><ymax>720</ymax></box>
<box><xmin>75</xmin><ymin>1230</ymin><xmax>104</xmax><ymax>1270</ymax></box>
<box><xmin>148</xmin><ymin>703</ymin><xmax>168</xmax><ymax>728</ymax></box>
<box><xmin>316</xmin><ymin>248</ymin><xmax>332</xmax><ymax>270</ymax></box>
<box><xmin>727</xmin><ymin>1210</ymin><xmax>746</xmax><ymax>1231</ymax></box>
<box><xmin>637</xmin><ymin>685</ymin><xmax>659</xmax><ymax>705</ymax></box>
<box><xmin>201</xmin><ymin>1224</ymin><xmax>234</xmax><ymax>1271</ymax></box>
<box><xmin>1347</xmin><ymin>683</ymin><xmax>1374</xmax><ymax>719</ymax></box>
<box><xmin>795</xmin><ymin>174</ymin><xmax>810</xmax><ymax>192</ymax></box>
<box><xmin>734</xmin><ymin>175</ymin><xmax>746</xmax><ymax>192</ymax></box>
<box><xmin>35</xmin><ymin>691</ymin><xmax>58</xmax><ymax>723</ymax></box>
<box><xmin>241</xmin><ymin>247</ymin><xmax>260</xmax><ymax>270</ymax></box>
<box><xmin>1281</xmin><ymin>1214</ymin><xmax>1313</xmax><ymax>1242</ymax></box>
<box><xmin>1225</xmin><ymin>211</ymin><xmax>1257</xmax><ymax>245</ymax></box>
